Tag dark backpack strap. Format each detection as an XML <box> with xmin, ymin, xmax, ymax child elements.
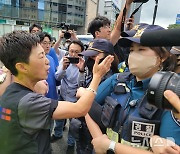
<box><xmin>89</xmin><ymin>101</ymin><xmax>105</xmax><ymax>130</ymax></box>
<box><xmin>138</xmin><ymin>92</ymin><xmax>163</xmax><ymax>120</ymax></box>
<box><xmin>107</xmin><ymin>72</ymin><xmax>133</xmax><ymax>132</ymax></box>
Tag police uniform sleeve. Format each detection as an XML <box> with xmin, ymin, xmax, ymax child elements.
<box><xmin>95</xmin><ymin>73</ymin><xmax>118</xmax><ymax>105</ymax></box>
<box><xmin>18</xmin><ymin>92</ymin><xmax>58</xmax><ymax>134</ymax></box>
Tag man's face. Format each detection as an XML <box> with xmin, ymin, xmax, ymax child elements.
<box><xmin>26</xmin><ymin>44</ymin><xmax>50</xmax><ymax>82</ymax></box>
<box><xmin>40</xmin><ymin>37</ymin><xmax>51</xmax><ymax>54</ymax></box>
<box><xmin>31</xmin><ymin>27</ymin><xmax>41</xmax><ymax>33</ymax></box>
<box><xmin>68</xmin><ymin>43</ymin><xmax>82</xmax><ymax>57</ymax></box>
<box><xmin>96</xmin><ymin>24</ymin><xmax>111</xmax><ymax>40</ymax></box>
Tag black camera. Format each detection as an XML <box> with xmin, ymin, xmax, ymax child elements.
<box><xmin>67</xmin><ymin>57</ymin><xmax>79</xmax><ymax>64</ymax></box>
<box><xmin>133</xmin><ymin>0</ymin><xmax>149</xmax><ymax>3</ymax></box>
<box><xmin>60</xmin><ymin>22</ymin><xmax>71</xmax><ymax>39</ymax></box>
<box><xmin>147</xmin><ymin>71</ymin><xmax>180</xmax><ymax>111</ymax></box>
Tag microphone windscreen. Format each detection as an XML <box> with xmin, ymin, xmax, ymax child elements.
<box><xmin>140</xmin><ymin>29</ymin><xmax>180</xmax><ymax>46</ymax></box>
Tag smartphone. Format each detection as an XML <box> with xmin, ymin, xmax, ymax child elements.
<box><xmin>67</xmin><ymin>57</ymin><xmax>79</xmax><ymax>64</ymax></box>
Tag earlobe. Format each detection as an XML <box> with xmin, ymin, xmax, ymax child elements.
<box><xmin>15</xmin><ymin>63</ymin><xmax>28</xmax><ymax>74</ymax></box>
<box><xmin>95</xmin><ymin>31</ymin><xmax>99</xmax><ymax>37</ymax></box>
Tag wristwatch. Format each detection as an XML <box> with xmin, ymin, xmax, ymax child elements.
<box><xmin>107</xmin><ymin>140</ymin><xmax>116</xmax><ymax>154</ymax></box>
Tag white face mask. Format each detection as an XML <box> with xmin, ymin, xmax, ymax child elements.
<box><xmin>128</xmin><ymin>52</ymin><xmax>160</xmax><ymax>79</ymax></box>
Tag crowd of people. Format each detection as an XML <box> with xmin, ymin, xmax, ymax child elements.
<box><xmin>0</xmin><ymin>0</ymin><xmax>180</xmax><ymax>154</ymax></box>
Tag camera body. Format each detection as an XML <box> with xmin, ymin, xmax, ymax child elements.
<box><xmin>60</xmin><ymin>22</ymin><xmax>71</xmax><ymax>39</ymax></box>
<box><xmin>133</xmin><ymin>0</ymin><xmax>149</xmax><ymax>3</ymax></box>
<box><xmin>147</xmin><ymin>71</ymin><xmax>180</xmax><ymax>112</ymax></box>
<box><xmin>67</xmin><ymin>57</ymin><xmax>79</xmax><ymax>64</ymax></box>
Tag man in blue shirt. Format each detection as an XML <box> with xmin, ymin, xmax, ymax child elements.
<box><xmin>37</xmin><ymin>32</ymin><xmax>58</xmax><ymax>100</ymax></box>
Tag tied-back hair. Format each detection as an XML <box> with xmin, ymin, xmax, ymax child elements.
<box><xmin>150</xmin><ymin>47</ymin><xmax>177</xmax><ymax>72</ymax></box>
<box><xmin>0</xmin><ymin>31</ymin><xmax>40</xmax><ymax>76</ymax></box>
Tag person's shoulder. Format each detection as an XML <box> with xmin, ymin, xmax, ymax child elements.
<box><xmin>46</xmin><ymin>54</ymin><xmax>54</xmax><ymax>61</ymax></box>
<box><xmin>19</xmin><ymin>92</ymin><xmax>52</xmax><ymax>109</ymax></box>
<box><xmin>21</xmin><ymin>92</ymin><xmax>48</xmax><ymax>101</ymax></box>
<box><xmin>46</xmin><ymin>55</ymin><xmax>56</xmax><ymax>67</ymax></box>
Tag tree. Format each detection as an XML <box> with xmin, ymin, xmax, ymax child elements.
<box><xmin>167</xmin><ymin>24</ymin><xmax>180</xmax><ymax>29</ymax></box>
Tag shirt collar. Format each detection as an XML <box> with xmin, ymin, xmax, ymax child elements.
<box><xmin>133</xmin><ymin>77</ymin><xmax>151</xmax><ymax>90</ymax></box>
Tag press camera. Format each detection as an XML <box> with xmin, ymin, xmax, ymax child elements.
<box><xmin>60</xmin><ymin>22</ymin><xmax>71</xmax><ymax>39</ymax></box>
<box><xmin>147</xmin><ymin>71</ymin><xmax>180</xmax><ymax>112</ymax></box>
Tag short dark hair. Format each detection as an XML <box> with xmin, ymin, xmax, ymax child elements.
<box><xmin>29</xmin><ymin>23</ymin><xmax>42</xmax><ymax>33</ymax></box>
<box><xmin>68</xmin><ymin>40</ymin><xmax>84</xmax><ymax>52</ymax></box>
<box><xmin>36</xmin><ymin>31</ymin><xmax>52</xmax><ymax>42</ymax></box>
<box><xmin>0</xmin><ymin>31</ymin><xmax>40</xmax><ymax>76</ymax></box>
<box><xmin>88</xmin><ymin>16</ymin><xmax>111</xmax><ymax>38</ymax></box>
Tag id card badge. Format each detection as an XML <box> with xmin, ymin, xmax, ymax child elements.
<box><xmin>106</xmin><ymin>128</ymin><xmax>119</xmax><ymax>142</ymax></box>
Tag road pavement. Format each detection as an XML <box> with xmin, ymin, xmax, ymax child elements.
<box><xmin>51</xmin><ymin>120</ymin><xmax>77</xmax><ymax>154</ymax></box>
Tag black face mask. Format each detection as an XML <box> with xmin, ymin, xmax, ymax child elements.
<box><xmin>86</xmin><ymin>58</ymin><xmax>95</xmax><ymax>72</ymax></box>
<box><xmin>85</xmin><ymin>57</ymin><xmax>105</xmax><ymax>72</ymax></box>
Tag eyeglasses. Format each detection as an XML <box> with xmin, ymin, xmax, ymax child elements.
<box><xmin>69</xmin><ymin>50</ymin><xmax>81</xmax><ymax>54</ymax></box>
<box><xmin>41</xmin><ymin>41</ymin><xmax>52</xmax><ymax>46</ymax></box>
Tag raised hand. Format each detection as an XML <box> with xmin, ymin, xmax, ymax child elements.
<box><xmin>92</xmin><ymin>55</ymin><xmax>114</xmax><ymax>78</ymax></box>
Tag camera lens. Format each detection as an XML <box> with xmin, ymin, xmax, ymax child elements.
<box><xmin>64</xmin><ymin>32</ymin><xmax>71</xmax><ymax>39</ymax></box>
<box><xmin>147</xmin><ymin>71</ymin><xmax>180</xmax><ymax>110</ymax></box>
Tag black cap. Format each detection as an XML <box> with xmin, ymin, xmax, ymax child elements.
<box><xmin>121</xmin><ymin>23</ymin><xmax>149</xmax><ymax>37</ymax></box>
<box><xmin>119</xmin><ymin>24</ymin><xmax>165</xmax><ymax>47</ymax></box>
<box><xmin>80</xmin><ymin>39</ymin><xmax>114</xmax><ymax>57</ymax></box>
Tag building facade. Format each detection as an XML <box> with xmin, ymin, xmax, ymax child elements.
<box><xmin>103</xmin><ymin>0</ymin><xmax>121</xmax><ymax>25</ymax></box>
<box><xmin>82</xmin><ymin>0</ymin><xmax>99</xmax><ymax>34</ymax></box>
<box><xmin>0</xmin><ymin>0</ymin><xmax>86</xmax><ymax>37</ymax></box>
<box><xmin>97</xmin><ymin>0</ymin><xmax>141</xmax><ymax>27</ymax></box>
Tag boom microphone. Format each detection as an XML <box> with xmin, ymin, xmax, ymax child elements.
<box><xmin>140</xmin><ymin>29</ymin><xmax>180</xmax><ymax>46</ymax></box>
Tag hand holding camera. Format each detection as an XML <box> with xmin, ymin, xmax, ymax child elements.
<box><xmin>147</xmin><ymin>71</ymin><xmax>180</xmax><ymax>114</ymax></box>
<box><xmin>125</xmin><ymin>16</ymin><xmax>134</xmax><ymax>30</ymax></box>
<box><xmin>76</xmin><ymin>57</ymin><xmax>85</xmax><ymax>72</ymax></box>
<box><xmin>62</xmin><ymin>56</ymin><xmax>80</xmax><ymax>70</ymax></box>
<box><xmin>59</xmin><ymin>31</ymin><xmax>65</xmax><ymax>39</ymax></box>
<box><xmin>62</xmin><ymin>57</ymin><xmax>70</xmax><ymax>70</ymax></box>
<box><xmin>164</xmin><ymin>90</ymin><xmax>180</xmax><ymax>119</ymax></box>
<box><xmin>60</xmin><ymin>22</ymin><xmax>71</xmax><ymax>39</ymax></box>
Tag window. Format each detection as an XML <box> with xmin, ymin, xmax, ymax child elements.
<box><xmin>53</xmin><ymin>2</ymin><xmax>57</xmax><ymax>6</ymax></box>
<box><xmin>53</xmin><ymin>17</ymin><xmax>57</xmax><ymax>21</ymax></box>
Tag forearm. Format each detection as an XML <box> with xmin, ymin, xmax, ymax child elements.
<box><xmin>110</xmin><ymin>2</ymin><xmax>132</xmax><ymax>45</ymax></box>
<box><xmin>75</xmin><ymin>74</ymin><xmax>102</xmax><ymax>114</ymax></box>
<box><xmin>53</xmin><ymin>74</ymin><xmax>102</xmax><ymax>119</ymax></box>
<box><xmin>114</xmin><ymin>143</ymin><xmax>153</xmax><ymax>154</ymax></box>
<box><xmin>54</xmin><ymin>38</ymin><xmax>62</xmax><ymax>55</ymax></box>
<box><xmin>55</xmin><ymin>69</ymin><xmax>65</xmax><ymax>81</ymax></box>
<box><xmin>55</xmin><ymin>63</ymin><xmax>66</xmax><ymax>81</ymax></box>
<box><xmin>85</xmin><ymin>113</ymin><xmax>103</xmax><ymax>138</ymax></box>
